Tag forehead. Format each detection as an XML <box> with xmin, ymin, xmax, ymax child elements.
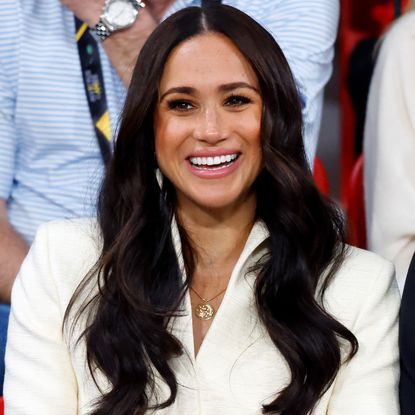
<box><xmin>159</xmin><ymin>32</ymin><xmax>259</xmax><ymax>90</ymax></box>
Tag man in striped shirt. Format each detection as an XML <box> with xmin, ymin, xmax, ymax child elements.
<box><xmin>0</xmin><ymin>0</ymin><xmax>339</xmax><ymax>392</ymax></box>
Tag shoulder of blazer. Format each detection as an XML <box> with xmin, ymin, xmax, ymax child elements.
<box><xmin>320</xmin><ymin>245</ymin><xmax>398</xmax><ymax>325</ymax></box>
<box><xmin>35</xmin><ymin>218</ymin><xmax>102</xmax><ymax>301</ymax></box>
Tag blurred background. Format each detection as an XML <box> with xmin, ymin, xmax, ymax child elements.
<box><xmin>318</xmin><ymin>0</ymin><xmax>405</xmax><ymax>200</ymax></box>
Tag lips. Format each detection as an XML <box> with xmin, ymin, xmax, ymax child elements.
<box><xmin>189</xmin><ymin>153</ymin><xmax>239</xmax><ymax>169</ymax></box>
<box><xmin>186</xmin><ymin>151</ymin><xmax>241</xmax><ymax>178</ymax></box>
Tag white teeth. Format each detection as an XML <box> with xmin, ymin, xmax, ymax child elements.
<box><xmin>189</xmin><ymin>153</ymin><xmax>238</xmax><ymax>167</ymax></box>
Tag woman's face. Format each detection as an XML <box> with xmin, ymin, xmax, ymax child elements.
<box><xmin>154</xmin><ymin>33</ymin><xmax>263</xmax><ymax>213</ymax></box>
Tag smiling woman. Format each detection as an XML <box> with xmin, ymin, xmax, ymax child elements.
<box><xmin>4</xmin><ymin>4</ymin><xmax>400</xmax><ymax>415</ymax></box>
<box><xmin>155</xmin><ymin>32</ymin><xmax>262</xmax><ymax>213</ymax></box>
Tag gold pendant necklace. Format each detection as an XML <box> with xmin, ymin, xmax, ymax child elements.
<box><xmin>190</xmin><ymin>286</ymin><xmax>227</xmax><ymax>321</ymax></box>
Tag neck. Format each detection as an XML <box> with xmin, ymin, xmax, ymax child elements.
<box><xmin>176</xmin><ymin>196</ymin><xmax>256</xmax><ymax>283</ymax></box>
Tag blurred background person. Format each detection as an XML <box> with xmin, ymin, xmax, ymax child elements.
<box><xmin>359</xmin><ymin>2</ymin><xmax>415</xmax><ymax>412</ymax></box>
<box><xmin>364</xmin><ymin>0</ymin><xmax>415</xmax><ymax>292</ymax></box>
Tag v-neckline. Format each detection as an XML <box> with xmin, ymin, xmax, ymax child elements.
<box><xmin>169</xmin><ymin>218</ymin><xmax>270</xmax><ymax>365</ymax></box>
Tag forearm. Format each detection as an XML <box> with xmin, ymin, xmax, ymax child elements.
<box><xmin>0</xmin><ymin>218</ymin><xmax>29</xmax><ymax>304</ymax></box>
<box><xmin>101</xmin><ymin>8</ymin><xmax>157</xmax><ymax>86</ymax></box>
<box><xmin>61</xmin><ymin>0</ymin><xmax>160</xmax><ymax>86</ymax></box>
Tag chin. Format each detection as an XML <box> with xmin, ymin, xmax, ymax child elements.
<box><xmin>190</xmin><ymin>190</ymin><xmax>254</xmax><ymax>212</ymax></box>
<box><xmin>197</xmin><ymin>199</ymin><xmax>237</xmax><ymax>211</ymax></box>
<box><xmin>175</xmin><ymin>180</ymin><xmax>256</xmax><ymax>213</ymax></box>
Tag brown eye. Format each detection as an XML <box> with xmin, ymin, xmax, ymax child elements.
<box><xmin>167</xmin><ymin>100</ymin><xmax>194</xmax><ymax>111</ymax></box>
<box><xmin>225</xmin><ymin>95</ymin><xmax>252</xmax><ymax>106</ymax></box>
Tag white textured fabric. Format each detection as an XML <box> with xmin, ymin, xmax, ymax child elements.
<box><xmin>0</xmin><ymin>0</ymin><xmax>339</xmax><ymax>243</ymax></box>
<box><xmin>364</xmin><ymin>11</ymin><xmax>415</xmax><ymax>293</ymax></box>
<box><xmin>5</xmin><ymin>219</ymin><xmax>400</xmax><ymax>414</ymax></box>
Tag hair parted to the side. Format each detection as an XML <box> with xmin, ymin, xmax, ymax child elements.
<box><xmin>65</xmin><ymin>5</ymin><xmax>358</xmax><ymax>415</ymax></box>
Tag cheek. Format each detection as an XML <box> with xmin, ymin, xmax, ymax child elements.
<box><xmin>233</xmin><ymin>106</ymin><xmax>262</xmax><ymax>138</ymax></box>
<box><xmin>154</xmin><ymin>117</ymin><xmax>171</xmax><ymax>174</ymax></box>
<box><xmin>154</xmin><ymin>116</ymin><xmax>191</xmax><ymax>177</ymax></box>
<box><xmin>154</xmin><ymin>126</ymin><xmax>167</xmax><ymax>156</ymax></box>
<box><xmin>154</xmin><ymin>131</ymin><xmax>172</xmax><ymax>177</ymax></box>
<box><xmin>154</xmin><ymin>115</ymin><xmax>191</xmax><ymax>151</ymax></box>
<box><xmin>154</xmin><ymin>111</ymin><xmax>168</xmax><ymax>152</ymax></box>
<box><xmin>245</xmin><ymin>119</ymin><xmax>262</xmax><ymax>171</ymax></box>
<box><xmin>242</xmin><ymin>116</ymin><xmax>262</xmax><ymax>153</ymax></box>
<box><xmin>154</xmin><ymin>116</ymin><xmax>177</xmax><ymax>164</ymax></box>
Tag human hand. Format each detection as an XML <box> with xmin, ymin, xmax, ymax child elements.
<box><xmin>60</xmin><ymin>0</ymin><xmax>104</xmax><ymax>27</ymax></box>
<box><xmin>102</xmin><ymin>6</ymin><xmax>158</xmax><ymax>85</ymax></box>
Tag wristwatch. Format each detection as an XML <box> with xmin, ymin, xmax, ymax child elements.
<box><xmin>94</xmin><ymin>0</ymin><xmax>146</xmax><ymax>41</ymax></box>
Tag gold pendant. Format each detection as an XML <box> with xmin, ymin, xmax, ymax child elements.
<box><xmin>195</xmin><ymin>302</ymin><xmax>215</xmax><ymax>320</ymax></box>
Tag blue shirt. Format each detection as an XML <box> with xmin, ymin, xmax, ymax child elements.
<box><xmin>0</xmin><ymin>0</ymin><xmax>339</xmax><ymax>243</ymax></box>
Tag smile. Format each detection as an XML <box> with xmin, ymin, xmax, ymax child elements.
<box><xmin>189</xmin><ymin>154</ymin><xmax>239</xmax><ymax>170</ymax></box>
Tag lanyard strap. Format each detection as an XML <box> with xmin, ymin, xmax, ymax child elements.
<box><xmin>394</xmin><ymin>0</ymin><xmax>402</xmax><ymax>18</ymax></box>
<box><xmin>201</xmin><ymin>0</ymin><xmax>222</xmax><ymax>5</ymax></box>
<box><xmin>75</xmin><ymin>17</ymin><xmax>112</xmax><ymax>166</ymax></box>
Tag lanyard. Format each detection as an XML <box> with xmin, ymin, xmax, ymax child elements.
<box><xmin>201</xmin><ymin>0</ymin><xmax>222</xmax><ymax>5</ymax></box>
<box><xmin>394</xmin><ymin>0</ymin><xmax>402</xmax><ymax>18</ymax></box>
<box><xmin>75</xmin><ymin>17</ymin><xmax>112</xmax><ymax>166</ymax></box>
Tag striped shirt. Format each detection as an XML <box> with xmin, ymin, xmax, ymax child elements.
<box><xmin>0</xmin><ymin>0</ymin><xmax>339</xmax><ymax>243</ymax></box>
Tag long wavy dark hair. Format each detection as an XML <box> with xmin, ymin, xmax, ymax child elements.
<box><xmin>65</xmin><ymin>5</ymin><xmax>358</xmax><ymax>415</ymax></box>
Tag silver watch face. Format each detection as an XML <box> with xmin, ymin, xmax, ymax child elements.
<box><xmin>102</xmin><ymin>0</ymin><xmax>139</xmax><ymax>30</ymax></box>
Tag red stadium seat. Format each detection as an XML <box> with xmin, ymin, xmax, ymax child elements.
<box><xmin>313</xmin><ymin>157</ymin><xmax>330</xmax><ymax>196</ymax></box>
<box><xmin>345</xmin><ymin>154</ymin><xmax>367</xmax><ymax>248</ymax></box>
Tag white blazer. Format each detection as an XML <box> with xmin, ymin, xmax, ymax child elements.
<box><xmin>4</xmin><ymin>219</ymin><xmax>400</xmax><ymax>414</ymax></box>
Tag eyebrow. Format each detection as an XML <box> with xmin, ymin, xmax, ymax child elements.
<box><xmin>159</xmin><ymin>82</ymin><xmax>260</xmax><ymax>101</ymax></box>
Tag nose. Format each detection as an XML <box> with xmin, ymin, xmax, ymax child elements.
<box><xmin>193</xmin><ymin>106</ymin><xmax>227</xmax><ymax>144</ymax></box>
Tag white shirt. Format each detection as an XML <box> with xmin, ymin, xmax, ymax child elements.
<box><xmin>4</xmin><ymin>219</ymin><xmax>399</xmax><ymax>414</ymax></box>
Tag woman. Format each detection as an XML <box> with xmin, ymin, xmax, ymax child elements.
<box><xmin>4</xmin><ymin>5</ymin><xmax>399</xmax><ymax>415</ymax></box>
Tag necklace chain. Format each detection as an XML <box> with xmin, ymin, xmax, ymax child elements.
<box><xmin>190</xmin><ymin>286</ymin><xmax>227</xmax><ymax>303</ymax></box>
<box><xmin>190</xmin><ymin>286</ymin><xmax>227</xmax><ymax>321</ymax></box>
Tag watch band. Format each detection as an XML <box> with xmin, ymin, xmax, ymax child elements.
<box><xmin>201</xmin><ymin>0</ymin><xmax>222</xmax><ymax>5</ymax></box>
<box><xmin>93</xmin><ymin>1</ymin><xmax>146</xmax><ymax>42</ymax></box>
<box><xmin>134</xmin><ymin>0</ymin><xmax>146</xmax><ymax>10</ymax></box>
<box><xmin>94</xmin><ymin>20</ymin><xmax>111</xmax><ymax>41</ymax></box>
